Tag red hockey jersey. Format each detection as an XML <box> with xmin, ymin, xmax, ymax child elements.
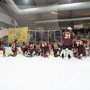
<box><xmin>0</xmin><ymin>40</ymin><xmax>5</xmax><ymax>46</ymax></box>
<box><xmin>62</xmin><ymin>30</ymin><xmax>75</xmax><ymax>46</ymax></box>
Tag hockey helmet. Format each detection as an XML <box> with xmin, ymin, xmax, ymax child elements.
<box><xmin>37</xmin><ymin>42</ymin><xmax>39</xmax><ymax>44</ymax></box>
<box><xmin>23</xmin><ymin>42</ymin><xmax>25</xmax><ymax>44</ymax></box>
<box><xmin>67</xmin><ymin>27</ymin><xmax>73</xmax><ymax>30</ymax></box>
<box><xmin>53</xmin><ymin>40</ymin><xmax>55</xmax><ymax>42</ymax></box>
<box><xmin>43</xmin><ymin>38</ymin><xmax>47</xmax><ymax>41</ymax></box>
<box><xmin>29</xmin><ymin>41</ymin><xmax>31</xmax><ymax>44</ymax></box>
<box><xmin>15</xmin><ymin>39</ymin><xmax>17</xmax><ymax>42</ymax></box>
<box><xmin>31</xmin><ymin>41</ymin><xmax>33</xmax><ymax>44</ymax></box>
<box><xmin>77</xmin><ymin>35</ymin><xmax>81</xmax><ymax>39</ymax></box>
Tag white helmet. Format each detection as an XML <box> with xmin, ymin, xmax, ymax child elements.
<box><xmin>67</xmin><ymin>27</ymin><xmax>73</xmax><ymax>30</ymax></box>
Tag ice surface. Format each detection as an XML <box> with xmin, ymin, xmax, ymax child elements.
<box><xmin>0</xmin><ymin>55</ymin><xmax>90</xmax><ymax>90</ymax></box>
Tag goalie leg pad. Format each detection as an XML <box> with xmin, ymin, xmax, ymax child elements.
<box><xmin>60</xmin><ymin>49</ymin><xmax>66</xmax><ymax>57</ymax></box>
<box><xmin>67</xmin><ymin>50</ymin><xmax>73</xmax><ymax>57</ymax></box>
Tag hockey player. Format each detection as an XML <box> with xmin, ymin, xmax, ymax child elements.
<box><xmin>28</xmin><ymin>41</ymin><xmax>36</xmax><ymax>57</ymax></box>
<box><xmin>48</xmin><ymin>44</ymin><xmax>51</xmax><ymax>55</ymax></box>
<box><xmin>73</xmin><ymin>48</ymin><xmax>78</xmax><ymax>58</ymax></box>
<box><xmin>8</xmin><ymin>39</ymin><xmax>19</xmax><ymax>57</ymax></box>
<box><xmin>0</xmin><ymin>40</ymin><xmax>6</xmax><ymax>56</ymax></box>
<box><xmin>61</xmin><ymin>27</ymin><xmax>75</xmax><ymax>59</ymax></box>
<box><xmin>51</xmin><ymin>40</ymin><xmax>62</xmax><ymax>57</ymax></box>
<box><xmin>88</xmin><ymin>43</ymin><xmax>90</xmax><ymax>56</ymax></box>
<box><xmin>84</xmin><ymin>42</ymin><xmax>88</xmax><ymax>57</ymax></box>
<box><xmin>40</xmin><ymin>38</ymin><xmax>49</xmax><ymax>58</ymax></box>
<box><xmin>74</xmin><ymin>36</ymin><xmax>88</xmax><ymax>59</ymax></box>
<box><xmin>35</xmin><ymin>42</ymin><xmax>41</xmax><ymax>56</ymax></box>
<box><xmin>21</xmin><ymin>42</ymin><xmax>28</xmax><ymax>55</ymax></box>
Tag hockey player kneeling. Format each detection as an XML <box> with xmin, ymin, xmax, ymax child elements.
<box><xmin>61</xmin><ymin>27</ymin><xmax>75</xmax><ymax>59</ymax></box>
<box><xmin>88</xmin><ymin>48</ymin><xmax>90</xmax><ymax>56</ymax></box>
<box><xmin>40</xmin><ymin>39</ymin><xmax>49</xmax><ymax>58</ymax></box>
<box><xmin>21</xmin><ymin>42</ymin><xmax>28</xmax><ymax>55</ymax></box>
<box><xmin>51</xmin><ymin>40</ymin><xmax>62</xmax><ymax>57</ymax></box>
<box><xmin>8</xmin><ymin>39</ymin><xmax>19</xmax><ymax>57</ymax></box>
<box><xmin>73</xmin><ymin>48</ymin><xmax>78</xmax><ymax>58</ymax></box>
<box><xmin>74</xmin><ymin>36</ymin><xmax>88</xmax><ymax>59</ymax></box>
<box><xmin>27</xmin><ymin>41</ymin><xmax>36</xmax><ymax>57</ymax></box>
<box><xmin>0</xmin><ymin>40</ymin><xmax>6</xmax><ymax>57</ymax></box>
<box><xmin>35</xmin><ymin>42</ymin><xmax>41</xmax><ymax>56</ymax></box>
<box><xmin>88</xmin><ymin>43</ymin><xmax>90</xmax><ymax>56</ymax></box>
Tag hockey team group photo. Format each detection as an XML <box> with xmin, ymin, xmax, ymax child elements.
<box><xmin>0</xmin><ymin>27</ymin><xmax>90</xmax><ymax>60</ymax></box>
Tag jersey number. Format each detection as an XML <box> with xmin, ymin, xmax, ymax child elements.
<box><xmin>54</xmin><ymin>44</ymin><xmax>58</xmax><ymax>48</ymax></box>
<box><xmin>76</xmin><ymin>41</ymin><xmax>83</xmax><ymax>46</ymax></box>
<box><xmin>12</xmin><ymin>43</ymin><xmax>15</xmax><ymax>48</ymax></box>
<box><xmin>65</xmin><ymin>34</ymin><xmax>70</xmax><ymax>39</ymax></box>
<box><xmin>42</xmin><ymin>43</ymin><xmax>47</xmax><ymax>47</ymax></box>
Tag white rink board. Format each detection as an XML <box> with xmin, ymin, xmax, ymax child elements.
<box><xmin>0</xmin><ymin>47</ymin><xmax>54</xmax><ymax>54</ymax></box>
<box><xmin>0</xmin><ymin>47</ymin><xmax>22</xmax><ymax>54</ymax></box>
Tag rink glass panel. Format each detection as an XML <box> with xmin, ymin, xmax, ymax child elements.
<box><xmin>0</xmin><ymin>29</ymin><xmax>62</xmax><ymax>46</ymax></box>
<box><xmin>28</xmin><ymin>30</ymin><xmax>62</xmax><ymax>44</ymax></box>
<box><xmin>0</xmin><ymin>28</ymin><xmax>9</xmax><ymax>46</ymax></box>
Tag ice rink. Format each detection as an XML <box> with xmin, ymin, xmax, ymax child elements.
<box><xmin>0</xmin><ymin>53</ymin><xmax>90</xmax><ymax>90</ymax></box>
<box><xmin>0</xmin><ymin>0</ymin><xmax>90</xmax><ymax>90</ymax></box>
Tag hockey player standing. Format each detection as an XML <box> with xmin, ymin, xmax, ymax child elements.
<box><xmin>61</xmin><ymin>27</ymin><xmax>75</xmax><ymax>59</ymax></box>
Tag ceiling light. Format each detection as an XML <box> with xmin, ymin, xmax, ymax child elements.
<box><xmin>23</xmin><ymin>0</ymin><xmax>30</xmax><ymax>4</ymax></box>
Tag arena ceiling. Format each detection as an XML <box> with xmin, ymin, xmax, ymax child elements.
<box><xmin>0</xmin><ymin>0</ymin><xmax>90</xmax><ymax>28</ymax></box>
<box><xmin>13</xmin><ymin>0</ymin><xmax>90</xmax><ymax>6</ymax></box>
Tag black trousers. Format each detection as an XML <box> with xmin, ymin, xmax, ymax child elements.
<box><xmin>62</xmin><ymin>45</ymin><xmax>72</xmax><ymax>50</ymax></box>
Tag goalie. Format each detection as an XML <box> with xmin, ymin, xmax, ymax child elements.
<box><xmin>60</xmin><ymin>27</ymin><xmax>75</xmax><ymax>59</ymax></box>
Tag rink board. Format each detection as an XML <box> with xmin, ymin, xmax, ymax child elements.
<box><xmin>0</xmin><ymin>47</ymin><xmax>54</xmax><ymax>55</ymax></box>
<box><xmin>0</xmin><ymin>47</ymin><xmax>22</xmax><ymax>55</ymax></box>
<box><xmin>0</xmin><ymin>47</ymin><xmax>89</xmax><ymax>56</ymax></box>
